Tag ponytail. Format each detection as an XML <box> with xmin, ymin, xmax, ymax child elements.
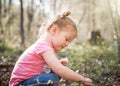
<box><xmin>61</xmin><ymin>11</ymin><xmax>71</xmax><ymax>18</ymax></box>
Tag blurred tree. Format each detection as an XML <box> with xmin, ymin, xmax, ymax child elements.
<box><xmin>90</xmin><ymin>30</ymin><xmax>102</xmax><ymax>45</ymax></box>
<box><xmin>8</xmin><ymin>0</ymin><xmax>12</xmax><ymax>13</ymax></box>
<box><xmin>52</xmin><ymin>0</ymin><xmax>56</xmax><ymax>14</ymax></box>
<box><xmin>3</xmin><ymin>0</ymin><xmax>7</xmax><ymax>17</ymax></box>
<box><xmin>19</xmin><ymin>0</ymin><xmax>25</xmax><ymax>46</ymax></box>
<box><xmin>86</xmin><ymin>0</ymin><xmax>102</xmax><ymax>44</ymax></box>
<box><xmin>50</xmin><ymin>0</ymin><xmax>60</xmax><ymax>15</ymax></box>
<box><xmin>0</xmin><ymin>0</ymin><xmax>2</xmax><ymax>29</ymax></box>
<box><xmin>108</xmin><ymin>0</ymin><xmax>120</xmax><ymax>61</ymax></box>
<box><xmin>78</xmin><ymin>0</ymin><xmax>86</xmax><ymax>24</ymax></box>
<box><xmin>0</xmin><ymin>0</ymin><xmax>4</xmax><ymax>45</ymax></box>
<box><xmin>87</xmin><ymin>0</ymin><xmax>96</xmax><ymax>31</ymax></box>
<box><xmin>27</xmin><ymin>0</ymin><xmax>34</xmax><ymax>32</ymax></box>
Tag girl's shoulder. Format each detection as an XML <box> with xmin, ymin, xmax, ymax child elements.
<box><xmin>36</xmin><ymin>39</ymin><xmax>52</xmax><ymax>48</ymax></box>
<box><xmin>32</xmin><ymin>39</ymin><xmax>54</xmax><ymax>54</ymax></box>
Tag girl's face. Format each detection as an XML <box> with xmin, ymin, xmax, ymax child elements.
<box><xmin>51</xmin><ymin>25</ymin><xmax>77</xmax><ymax>51</ymax></box>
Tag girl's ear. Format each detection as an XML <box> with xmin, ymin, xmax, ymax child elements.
<box><xmin>49</xmin><ymin>25</ymin><xmax>58</xmax><ymax>35</ymax></box>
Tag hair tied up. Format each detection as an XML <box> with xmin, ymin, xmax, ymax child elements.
<box><xmin>61</xmin><ymin>11</ymin><xmax>71</xmax><ymax>18</ymax></box>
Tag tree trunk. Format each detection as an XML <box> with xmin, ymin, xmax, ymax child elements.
<box><xmin>108</xmin><ymin>0</ymin><xmax>120</xmax><ymax>61</ymax></box>
<box><xmin>27</xmin><ymin>0</ymin><xmax>34</xmax><ymax>32</ymax></box>
<box><xmin>0</xmin><ymin>0</ymin><xmax>3</xmax><ymax>35</ymax></box>
<box><xmin>3</xmin><ymin>0</ymin><xmax>7</xmax><ymax>17</ymax></box>
<box><xmin>8</xmin><ymin>0</ymin><xmax>12</xmax><ymax>13</ymax></box>
<box><xmin>20</xmin><ymin>0</ymin><xmax>25</xmax><ymax>46</ymax></box>
<box><xmin>0</xmin><ymin>0</ymin><xmax>2</xmax><ymax>28</ymax></box>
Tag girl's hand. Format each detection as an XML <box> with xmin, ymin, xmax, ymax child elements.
<box><xmin>60</xmin><ymin>58</ymin><xmax>68</xmax><ymax>66</ymax></box>
<box><xmin>82</xmin><ymin>78</ymin><xmax>94</xmax><ymax>86</ymax></box>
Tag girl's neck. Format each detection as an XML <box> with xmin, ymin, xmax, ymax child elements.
<box><xmin>40</xmin><ymin>32</ymin><xmax>53</xmax><ymax>45</ymax></box>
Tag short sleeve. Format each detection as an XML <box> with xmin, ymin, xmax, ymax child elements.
<box><xmin>33</xmin><ymin>41</ymin><xmax>54</xmax><ymax>55</ymax></box>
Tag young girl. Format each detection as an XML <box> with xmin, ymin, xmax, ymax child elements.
<box><xmin>9</xmin><ymin>11</ymin><xmax>93</xmax><ymax>86</ymax></box>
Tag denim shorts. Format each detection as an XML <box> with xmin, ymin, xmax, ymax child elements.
<box><xmin>18</xmin><ymin>73</ymin><xmax>60</xmax><ymax>86</ymax></box>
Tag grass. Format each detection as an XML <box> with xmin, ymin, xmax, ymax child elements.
<box><xmin>0</xmin><ymin>41</ymin><xmax>119</xmax><ymax>85</ymax></box>
<box><xmin>58</xmin><ymin>42</ymin><xmax>119</xmax><ymax>85</ymax></box>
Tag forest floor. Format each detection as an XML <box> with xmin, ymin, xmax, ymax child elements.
<box><xmin>0</xmin><ymin>61</ymin><xmax>120</xmax><ymax>86</ymax></box>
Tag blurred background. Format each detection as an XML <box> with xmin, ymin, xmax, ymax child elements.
<box><xmin>0</xmin><ymin>0</ymin><xmax>120</xmax><ymax>86</ymax></box>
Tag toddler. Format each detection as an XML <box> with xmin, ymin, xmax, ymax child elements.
<box><xmin>9</xmin><ymin>11</ymin><xmax>93</xmax><ymax>86</ymax></box>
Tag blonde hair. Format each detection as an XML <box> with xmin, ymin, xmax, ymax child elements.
<box><xmin>46</xmin><ymin>11</ymin><xmax>77</xmax><ymax>32</ymax></box>
<box><xmin>38</xmin><ymin>11</ymin><xmax>77</xmax><ymax>37</ymax></box>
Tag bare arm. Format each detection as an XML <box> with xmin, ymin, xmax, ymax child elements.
<box><xmin>41</xmin><ymin>50</ymin><xmax>91</xmax><ymax>83</ymax></box>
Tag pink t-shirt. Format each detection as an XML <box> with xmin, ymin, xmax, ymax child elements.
<box><xmin>9</xmin><ymin>40</ymin><xmax>54</xmax><ymax>86</ymax></box>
